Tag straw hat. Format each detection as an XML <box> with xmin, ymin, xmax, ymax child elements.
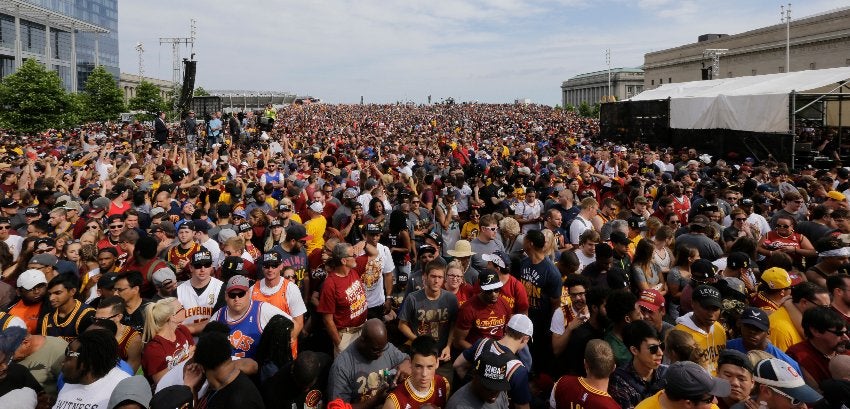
<box><xmin>447</xmin><ymin>240</ymin><xmax>476</xmax><ymax>257</ymax></box>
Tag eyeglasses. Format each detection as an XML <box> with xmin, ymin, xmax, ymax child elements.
<box><xmin>283</xmin><ymin>274</ymin><xmax>296</xmax><ymax>280</ymax></box>
<box><xmin>689</xmin><ymin>395</ymin><xmax>715</xmax><ymax>405</ymax></box>
<box><xmin>776</xmin><ymin>224</ymin><xmax>791</xmax><ymax>229</ymax></box>
<box><xmin>734</xmin><ymin>218</ymin><xmax>747</xmax><ymax>222</ymax></box>
<box><xmin>447</xmin><ymin>274</ymin><xmax>463</xmax><ymax>279</ymax></box>
<box><xmin>109</xmin><ymin>224</ymin><xmax>124</xmax><ymax>229</ymax></box>
<box><xmin>64</xmin><ymin>345</ymin><xmax>81</xmax><ymax>358</ymax></box>
<box><xmin>768</xmin><ymin>387</ymin><xmax>801</xmax><ymax>406</ymax></box>
<box><xmin>826</xmin><ymin>328</ymin><xmax>848</xmax><ymax>337</ymax></box>
<box><xmin>35</xmin><ymin>247</ymin><xmax>54</xmax><ymax>254</ymax></box>
<box><xmin>264</xmin><ymin>263</ymin><xmax>282</xmax><ymax>269</ymax></box>
<box><xmin>647</xmin><ymin>342</ymin><xmax>665</xmax><ymax>354</ymax></box>
<box><xmin>484</xmin><ymin>226</ymin><xmax>498</xmax><ymax>231</ymax></box>
<box><xmin>113</xmin><ymin>286</ymin><xmax>129</xmax><ymax>293</ymax></box>
<box><xmin>669</xmin><ymin>220</ymin><xmax>681</xmax><ymax>225</ymax></box>
<box><xmin>192</xmin><ymin>262</ymin><xmax>212</xmax><ymax>269</ymax></box>
<box><xmin>227</xmin><ymin>291</ymin><xmax>247</xmax><ymax>299</ymax></box>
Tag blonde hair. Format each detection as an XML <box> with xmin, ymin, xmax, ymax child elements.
<box><xmin>225</xmin><ymin>236</ymin><xmax>246</xmax><ymax>253</ymax></box>
<box><xmin>143</xmin><ymin>297</ymin><xmax>178</xmax><ymax>343</ymax></box>
<box><xmin>498</xmin><ymin>217</ymin><xmax>520</xmax><ymax>238</ymax></box>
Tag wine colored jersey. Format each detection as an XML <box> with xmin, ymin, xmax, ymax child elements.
<box><xmin>455</xmin><ymin>295</ymin><xmax>511</xmax><ymax>345</ymax></box>
<box><xmin>386</xmin><ymin>376</ymin><xmax>450</xmax><ymax>409</ymax></box>
<box><xmin>317</xmin><ymin>270</ymin><xmax>368</xmax><ymax>329</ymax></box>
<box><xmin>549</xmin><ymin>375</ymin><xmax>620</xmax><ymax>409</ymax></box>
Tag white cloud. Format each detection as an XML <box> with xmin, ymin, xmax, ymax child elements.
<box><xmin>118</xmin><ymin>0</ymin><xmax>850</xmax><ymax>105</ymax></box>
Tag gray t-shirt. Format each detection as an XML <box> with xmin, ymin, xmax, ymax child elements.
<box><xmin>398</xmin><ymin>289</ymin><xmax>458</xmax><ymax>349</ymax></box>
<box><xmin>328</xmin><ymin>341</ymin><xmax>408</xmax><ymax>404</ymax></box>
<box><xmin>470</xmin><ymin>238</ymin><xmax>505</xmax><ymax>271</ymax></box>
<box><xmin>445</xmin><ymin>383</ymin><xmax>509</xmax><ymax>409</ymax></box>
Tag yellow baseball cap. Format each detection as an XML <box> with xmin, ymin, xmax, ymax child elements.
<box><xmin>761</xmin><ymin>267</ymin><xmax>791</xmax><ymax>290</ymax></box>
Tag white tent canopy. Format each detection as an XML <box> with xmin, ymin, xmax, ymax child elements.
<box><xmin>629</xmin><ymin>67</ymin><xmax>850</xmax><ymax>133</ymax></box>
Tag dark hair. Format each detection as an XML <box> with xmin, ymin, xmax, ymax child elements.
<box><xmin>586</xmin><ymin>286</ymin><xmax>610</xmax><ymax>310</ymax></box>
<box><xmin>410</xmin><ymin>335</ymin><xmax>440</xmax><ymax>359</ymax></box>
<box><xmin>564</xmin><ymin>274</ymin><xmax>591</xmax><ymax>290</ymax></box>
<box><xmin>802</xmin><ymin>306</ymin><xmax>847</xmax><ymax>338</ymax></box>
<box><xmin>135</xmin><ymin>236</ymin><xmax>158</xmax><ymax>259</ymax></box>
<box><xmin>525</xmin><ymin>229</ymin><xmax>545</xmax><ymax>249</ymax></box>
<box><xmin>558</xmin><ymin>251</ymin><xmax>580</xmax><ymax>273</ymax></box>
<box><xmin>194</xmin><ymin>331</ymin><xmax>233</xmax><ymax>370</ymax></box>
<box><xmin>48</xmin><ymin>273</ymin><xmax>80</xmax><ymax>292</ymax></box>
<box><xmin>624</xmin><ymin>320</ymin><xmax>660</xmax><ymax>350</ymax></box>
<box><xmin>98</xmin><ymin>247</ymin><xmax>118</xmax><ymax>257</ymax></box>
<box><xmin>368</xmin><ymin>197</ymin><xmax>384</xmax><ymax>217</ymax></box>
<box><xmin>97</xmin><ymin>296</ymin><xmax>125</xmax><ymax>315</ymax></box>
<box><xmin>118</xmin><ymin>271</ymin><xmax>144</xmax><ymax>289</ymax></box>
<box><xmin>255</xmin><ymin>315</ymin><xmax>294</xmax><ymax>368</ymax></box>
<box><xmin>792</xmin><ymin>281</ymin><xmax>829</xmax><ymax>304</ymax></box>
<box><xmin>76</xmin><ymin>329</ymin><xmax>119</xmax><ymax>379</ymax></box>
<box><xmin>606</xmin><ymin>289</ymin><xmax>638</xmax><ymax>324</ymax></box>
<box><xmin>388</xmin><ymin>210</ymin><xmax>408</xmax><ymax>234</ymax></box>
<box><xmin>827</xmin><ymin>274</ymin><xmax>850</xmax><ymax>295</ymax></box>
<box><xmin>88</xmin><ymin>317</ymin><xmax>118</xmax><ymax>336</ymax></box>
<box><xmin>31</xmin><ymin>220</ymin><xmax>50</xmax><ymax>234</ymax></box>
<box><xmin>424</xmin><ymin>260</ymin><xmax>446</xmax><ymax>276</ymax></box>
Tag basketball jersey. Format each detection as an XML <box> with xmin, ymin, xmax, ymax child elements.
<box><xmin>251</xmin><ymin>279</ymin><xmax>292</xmax><ymax>315</ymax></box>
<box><xmin>117</xmin><ymin>325</ymin><xmax>141</xmax><ymax>362</ymax></box>
<box><xmin>215</xmin><ymin>300</ymin><xmax>264</xmax><ymax>359</ymax></box>
<box><xmin>39</xmin><ymin>300</ymin><xmax>95</xmax><ymax>342</ymax></box>
<box><xmin>166</xmin><ymin>243</ymin><xmax>200</xmax><ymax>273</ymax></box>
<box><xmin>0</xmin><ymin>311</ymin><xmax>26</xmax><ymax>331</ymax></box>
<box><xmin>177</xmin><ymin>278</ymin><xmax>224</xmax><ymax>326</ymax></box>
<box><xmin>550</xmin><ymin>375</ymin><xmax>620</xmax><ymax>409</ymax></box>
<box><xmin>386</xmin><ymin>375</ymin><xmax>450</xmax><ymax>409</ymax></box>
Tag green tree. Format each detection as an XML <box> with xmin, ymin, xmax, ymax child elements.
<box><xmin>578</xmin><ymin>101</ymin><xmax>593</xmax><ymax>117</ymax></box>
<box><xmin>80</xmin><ymin>65</ymin><xmax>124</xmax><ymax>122</ymax></box>
<box><xmin>591</xmin><ymin>103</ymin><xmax>601</xmax><ymax>118</ymax></box>
<box><xmin>194</xmin><ymin>86</ymin><xmax>210</xmax><ymax>97</ymax></box>
<box><xmin>565</xmin><ymin>104</ymin><xmax>576</xmax><ymax>112</ymax></box>
<box><xmin>128</xmin><ymin>80</ymin><xmax>166</xmax><ymax>118</ymax></box>
<box><xmin>0</xmin><ymin>59</ymin><xmax>77</xmax><ymax>133</ymax></box>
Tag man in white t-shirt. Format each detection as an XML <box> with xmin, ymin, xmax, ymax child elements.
<box><xmin>569</xmin><ymin>197</ymin><xmax>598</xmax><ymax>245</ymax></box>
<box><xmin>0</xmin><ymin>216</ymin><xmax>23</xmax><ymax>262</ymax></box>
<box><xmin>54</xmin><ymin>329</ymin><xmax>130</xmax><ymax>409</ymax></box>
<box><xmin>177</xmin><ymin>249</ymin><xmax>224</xmax><ymax>335</ymax></box>
<box><xmin>357</xmin><ymin>223</ymin><xmax>396</xmax><ymax>319</ymax></box>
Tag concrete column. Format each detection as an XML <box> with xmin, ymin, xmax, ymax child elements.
<box><xmin>94</xmin><ymin>33</ymin><xmax>99</xmax><ymax>66</ymax></box>
<box><xmin>70</xmin><ymin>27</ymin><xmax>77</xmax><ymax>92</ymax></box>
<box><xmin>13</xmin><ymin>14</ymin><xmax>21</xmax><ymax>69</ymax></box>
<box><xmin>45</xmin><ymin>25</ymin><xmax>51</xmax><ymax>65</ymax></box>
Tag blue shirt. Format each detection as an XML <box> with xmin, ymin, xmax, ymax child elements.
<box><xmin>726</xmin><ymin>338</ymin><xmax>801</xmax><ymax>374</ymax></box>
<box><xmin>208</xmin><ymin>118</ymin><xmax>222</xmax><ymax>136</ymax></box>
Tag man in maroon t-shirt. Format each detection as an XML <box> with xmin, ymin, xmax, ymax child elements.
<box><xmin>317</xmin><ymin>242</ymin><xmax>367</xmax><ymax>356</ymax></box>
<box><xmin>787</xmin><ymin>305</ymin><xmax>850</xmax><ymax>386</ymax></box>
<box><xmin>452</xmin><ymin>269</ymin><xmax>512</xmax><ymax>350</ymax></box>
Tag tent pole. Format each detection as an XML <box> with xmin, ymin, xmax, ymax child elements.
<box><xmin>791</xmin><ymin>90</ymin><xmax>796</xmax><ymax>170</ymax></box>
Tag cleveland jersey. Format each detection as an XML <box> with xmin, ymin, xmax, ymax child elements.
<box><xmin>386</xmin><ymin>376</ymin><xmax>450</xmax><ymax>409</ymax></box>
<box><xmin>117</xmin><ymin>325</ymin><xmax>141</xmax><ymax>362</ymax></box>
<box><xmin>214</xmin><ymin>299</ymin><xmax>264</xmax><ymax>359</ymax></box>
<box><xmin>39</xmin><ymin>300</ymin><xmax>95</xmax><ymax>342</ymax></box>
<box><xmin>177</xmin><ymin>278</ymin><xmax>224</xmax><ymax>327</ymax></box>
<box><xmin>550</xmin><ymin>375</ymin><xmax>620</xmax><ymax>409</ymax></box>
<box><xmin>166</xmin><ymin>242</ymin><xmax>201</xmax><ymax>280</ymax></box>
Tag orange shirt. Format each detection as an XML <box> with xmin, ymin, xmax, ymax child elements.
<box><xmin>9</xmin><ymin>301</ymin><xmax>41</xmax><ymax>334</ymax></box>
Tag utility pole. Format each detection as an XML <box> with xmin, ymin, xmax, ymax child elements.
<box><xmin>703</xmin><ymin>49</ymin><xmax>728</xmax><ymax>79</ymax></box>
<box><xmin>605</xmin><ymin>48</ymin><xmax>612</xmax><ymax>101</ymax></box>
<box><xmin>134</xmin><ymin>42</ymin><xmax>144</xmax><ymax>81</ymax></box>
<box><xmin>781</xmin><ymin>3</ymin><xmax>791</xmax><ymax>72</ymax></box>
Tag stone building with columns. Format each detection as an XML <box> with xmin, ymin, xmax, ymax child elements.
<box><xmin>643</xmin><ymin>6</ymin><xmax>850</xmax><ymax>90</ymax></box>
<box><xmin>119</xmin><ymin>73</ymin><xmax>175</xmax><ymax>104</ymax></box>
<box><xmin>561</xmin><ymin>67</ymin><xmax>644</xmax><ymax>108</ymax></box>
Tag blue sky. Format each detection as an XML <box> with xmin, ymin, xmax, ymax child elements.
<box><xmin>118</xmin><ymin>1</ymin><xmax>847</xmax><ymax>105</ymax></box>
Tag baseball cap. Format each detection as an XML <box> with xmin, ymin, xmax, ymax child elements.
<box><xmin>150</xmin><ymin>385</ymin><xmax>193</xmax><ymax>409</ymax></box>
<box><xmin>481</xmin><ymin>253</ymin><xmax>506</xmax><ymax>269</ymax></box>
<box><xmin>627</xmin><ymin>216</ymin><xmax>647</xmax><ymax>231</ymax></box>
<box><xmin>726</xmin><ymin>252</ymin><xmax>751</xmax><ymax>269</ymax></box>
<box><xmin>634</xmin><ymin>196</ymin><xmax>649</xmax><ymax>205</ymax></box>
<box><xmin>91</xmin><ymin>197</ymin><xmax>110</xmax><ymax>212</ymax></box>
<box><xmin>191</xmin><ymin>248</ymin><xmax>213</xmax><ymax>267</ymax></box>
<box><xmin>220</xmin><ymin>256</ymin><xmax>245</xmax><ymax>278</ymax></box>
<box><xmin>149</xmin><ymin>207</ymin><xmax>166</xmax><ymax>218</ymax></box>
<box><xmin>417</xmin><ymin>244</ymin><xmax>437</xmax><ymax>256</ymax></box>
<box><xmin>739</xmin><ymin>306</ymin><xmax>770</xmax><ymax>331</ymax></box>
<box><xmin>478</xmin><ymin>269</ymin><xmax>504</xmax><ymax>291</ymax></box>
<box><xmin>278</xmin><ymin>203</ymin><xmax>293</xmax><ymax>212</ymax></box>
<box><xmin>753</xmin><ymin>358</ymin><xmax>822</xmax><ymax>403</ymax></box>
<box><xmin>63</xmin><ymin>201</ymin><xmax>83</xmax><ymax>213</ymax></box>
<box><xmin>665</xmin><ymin>361</ymin><xmax>731</xmax><ymax>399</ymax></box>
<box><xmin>191</xmin><ymin>220</ymin><xmax>210</xmax><ymax>233</ymax></box>
<box><xmin>237</xmin><ymin>222</ymin><xmax>252</xmax><ymax>233</ymax></box>
<box><xmin>828</xmin><ymin>191</ymin><xmax>847</xmax><ymax>201</ymax></box>
<box><xmin>177</xmin><ymin>221</ymin><xmax>194</xmax><ymax>232</ymax></box>
<box><xmin>262</xmin><ymin>252</ymin><xmax>282</xmax><ymax>266</ymax></box>
<box><xmin>691</xmin><ymin>259</ymin><xmax>718</xmax><ymax>281</ymax></box>
<box><xmin>268</xmin><ymin>219</ymin><xmax>282</xmax><ymax>228</ymax></box>
<box><xmin>24</xmin><ymin>206</ymin><xmax>40</xmax><ymax>217</ymax></box>
<box><xmin>226</xmin><ymin>275</ymin><xmax>250</xmax><ymax>293</ymax></box>
<box><xmin>152</xmin><ymin>268</ymin><xmax>176</xmax><ymax>288</ymax></box>
<box><xmin>761</xmin><ymin>267</ymin><xmax>791</xmax><ymax>290</ymax></box>
<box><xmin>308</xmin><ymin>201</ymin><xmax>324</xmax><ymax>213</ymax></box>
<box><xmin>107</xmin><ymin>375</ymin><xmax>152</xmax><ymax>409</ymax></box>
<box><xmin>99</xmin><ymin>272</ymin><xmax>119</xmax><ymax>290</ymax></box>
<box><xmin>609</xmin><ymin>231</ymin><xmax>631</xmax><ymax>245</ymax></box>
<box><xmin>29</xmin><ymin>253</ymin><xmax>58</xmax><ymax>267</ymax></box>
<box><xmin>507</xmin><ymin>314</ymin><xmax>533</xmax><ymax>338</ymax></box>
<box><xmin>233</xmin><ymin>210</ymin><xmax>248</xmax><ymax>220</ymax></box>
<box><xmin>474</xmin><ymin>352</ymin><xmax>511</xmax><ymax>391</ymax></box>
<box><xmin>0</xmin><ymin>198</ymin><xmax>17</xmax><ymax>208</ymax></box>
<box><xmin>637</xmin><ymin>289</ymin><xmax>665</xmax><ymax>313</ymax></box>
<box><xmin>17</xmin><ymin>269</ymin><xmax>47</xmax><ymax>290</ymax></box>
<box><xmin>285</xmin><ymin>223</ymin><xmax>312</xmax><ymax>241</ymax></box>
<box><xmin>151</xmin><ymin>222</ymin><xmax>176</xmax><ymax>236</ymax></box>
<box><xmin>690</xmin><ymin>214</ymin><xmax>710</xmax><ymax>228</ymax></box>
<box><xmin>364</xmin><ymin>223</ymin><xmax>382</xmax><ymax>234</ymax></box>
<box><xmin>692</xmin><ymin>285</ymin><xmax>723</xmax><ymax>309</ymax></box>
<box><xmin>717</xmin><ymin>349</ymin><xmax>754</xmax><ymax>374</ymax></box>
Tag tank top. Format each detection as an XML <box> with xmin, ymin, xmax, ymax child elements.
<box><xmin>215</xmin><ymin>300</ymin><xmax>264</xmax><ymax>359</ymax></box>
<box><xmin>117</xmin><ymin>326</ymin><xmax>141</xmax><ymax>361</ymax></box>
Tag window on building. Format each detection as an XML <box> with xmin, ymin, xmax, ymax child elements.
<box><xmin>668</xmin><ymin>77</ymin><xmax>672</xmax><ymax>83</ymax></box>
<box><xmin>810</xmin><ymin>62</ymin><xmax>816</xmax><ymax>70</ymax></box>
<box><xmin>52</xmin><ymin>29</ymin><xmax>72</xmax><ymax>61</ymax></box>
<box><xmin>0</xmin><ymin>55</ymin><xmax>13</xmax><ymax>80</ymax></box>
<box><xmin>22</xmin><ymin>20</ymin><xmax>46</xmax><ymax>55</ymax></box>
<box><xmin>651</xmin><ymin>80</ymin><xmax>654</xmax><ymax>85</ymax></box>
<box><xmin>659</xmin><ymin>78</ymin><xmax>663</xmax><ymax>84</ymax></box>
<box><xmin>752</xmin><ymin>69</ymin><xmax>757</xmax><ymax>76</ymax></box>
<box><xmin>779</xmin><ymin>66</ymin><xmax>785</xmax><ymax>73</ymax></box>
<box><xmin>0</xmin><ymin>14</ymin><xmax>14</xmax><ymax>49</ymax></box>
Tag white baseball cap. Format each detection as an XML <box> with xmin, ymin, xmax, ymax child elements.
<box><xmin>17</xmin><ymin>269</ymin><xmax>47</xmax><ymax>290</ymax></box>
<box><xmin>507</xmin><ymin>314</ymin><xmax>533</xmax><ymax>338</ymax></box>
<box><xmin>308</xmin><ymin>201</ymin><xmax>324</xmax><ymax>213</ymax></box>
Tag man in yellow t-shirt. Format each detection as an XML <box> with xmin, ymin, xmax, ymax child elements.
<box><xmin>674</xmin><ymin>285</ymin><xmax>727</xmax><ymax>375</ymax></box>
<box><xmin>636</xmin><ymin>361</ymin><xmax>730</xmax><ymax>409</ymax></box>
<box><xmin>304</xmin><ymin>201</ymin><xmax>327</xmax><ymax>255</ymax></box>
<box><xmin>769</xmin><ymin>281</ymin><xmax>830</xmax><ymax>351</ymax></box>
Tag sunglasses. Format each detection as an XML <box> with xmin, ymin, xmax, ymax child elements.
<box><xmin>264</xmin><ymin>263</ymin><xmax>282</xmax><ymax>269</ymax></box>
<box><xmin>109</xmin><ymin>224</ymin><xmax>124</xmax><ymax>229</ymax></box>
<box><xmin>283</xmin><ymin>274</ymin><xmax>296</xmax><ymax>280</ymax></box>
<box><xmin>690</xmin><ymin>395</ymin><xmax>715</xmax><ymax>405</ymax></box>
<box><xmin>87</xmin><ymin>225</ymin><xmax>100</xmax><ymax>230</ymax></box>
<box><xmin>95</xmin><ymin>313</ymin><xmax>121</xmax><ymax>322</ymax></box>
<box><xmin>484</xmin><ymin>226</ymin><xmax>498</xmax><ymax>231</ymax></box>
<box><xmin>227</xmin><ymin>291</ymin><xmax>247</xmax><ymax>299</ymax></box>
<box><xmin>647</xmin><ymin>342</ymin><xmax>665</xmax><ymax>354</ymax></box>
<box><xmin>0</xmin><ymin>225</ymin><xmax>10</xmax><ymax>229</ymax></box>
<box><xmin>734</xmin><ymin>218</ymin><xmax>747</xmax><ymax>221</ymax></box>
<box><xmin>35</xmin><ymin>248</ymin><xmax>54</xmax><ymax>254</ymax></box>
<box><xmin>192</xmin><ymin>262</ymin><xmax>213</xmax><ymax>269</ymax></box>
<box><xmin>826</xmin><ymin>328</ymin><xmax>848</xmax><ymax>337</ymax></box>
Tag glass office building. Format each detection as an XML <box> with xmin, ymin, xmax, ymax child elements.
<box><xmin>0</xmin><ymin>0</ymin><xmax>118</xmax><ymax>92</ymax></box>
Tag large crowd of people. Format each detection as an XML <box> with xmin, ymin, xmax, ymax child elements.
<box><xmin>0</xmin><ymin>102</ymin><xmax>848</xmax><ymax>409</ymax></box>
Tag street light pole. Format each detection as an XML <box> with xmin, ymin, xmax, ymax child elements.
<box><xmin>606</xmin><ymin>49</ymin><xmax>611</xmax><ymax>101</ymax></box>
<box><xmin>781</xmin><ymin>3</ymin><xmax>791</xmax><ymax>72</ymax></box>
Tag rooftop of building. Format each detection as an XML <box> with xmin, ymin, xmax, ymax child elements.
<box><xmin>566</xmin><ymin>67</ymin><xmax>644</xmax><ymax>81</ymax></box>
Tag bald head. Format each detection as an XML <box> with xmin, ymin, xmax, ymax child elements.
<box><xmin>356</xmin><ymin>319</ymin><xmax>388</xmax><ymax>361</ymax></box>
<box><xmin>830</xmin><ymin>354</ymin><xmax>850</xmax><ymax>381</ymax></box>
